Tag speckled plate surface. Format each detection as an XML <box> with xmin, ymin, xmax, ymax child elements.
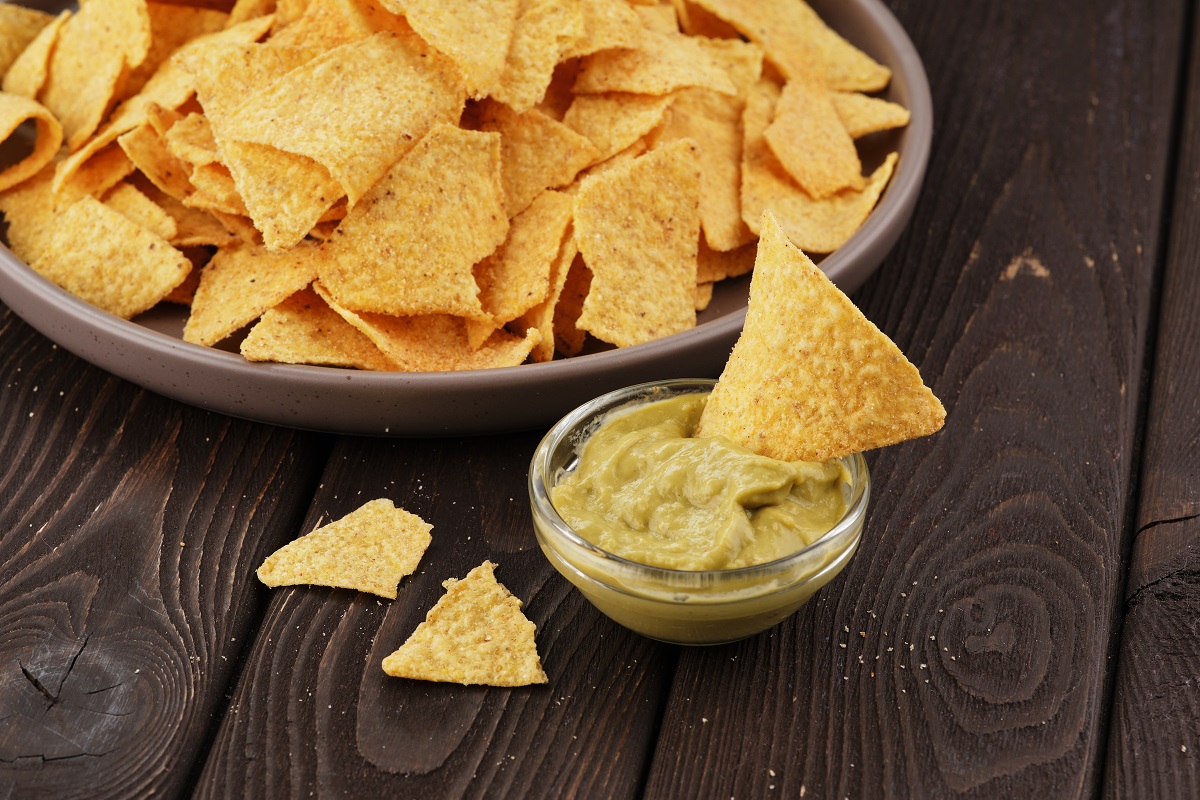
<box><xmin>0</xmin><ymin>0</ymin><xmax>931</xmax><ymax>435</ymax></box>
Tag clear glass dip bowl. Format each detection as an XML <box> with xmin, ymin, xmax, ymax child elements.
<box><xmin>529</xmin><ymin>379</ymin><xmax>870</xmax><ymax>645</ymax></box>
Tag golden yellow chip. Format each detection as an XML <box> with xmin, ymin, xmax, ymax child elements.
<box><xmin>672</xmin><ymin>0</ymin><xmax>740</xmax><ymax>38</ymax></box>
<box><xmin>552</xmin><ymin>252</ymin><xmax>590</xmax><ymax>356</ymax></box>
<box><xmin>256</xmin><ymin>498</ymin><xmax>432</xmax><ymax>599</ymax></box>
<box><xmin>123</xmin><ymin>4</ymin><xmax>229</xmax><ymax>104</ymax></box>
<box><xmin>694</xmin><ymin>280</ymin><xmax>713</xmax><ymax>311</ymax></box>
<box><xmin>741</xmin><ymin>80</ymin><xmax>896</xmax><ymax>254</ymax></box>
<box><xmin>117</xmin><ymin>120</ymin><xmax>196</xmax><ymax>200</ymax></box>
<box><xmin>317</xmin><ymin>123</ymin><xmax>505</xmax><ymax>317</ymax></box>
<box><xmin>185</xmin><ymin>163</ymin><xmax>249</xmax><ymax>216</ymax></box>
<box><xmin>477</xmin><ymin>100</ymin><xmax>599</xmax><ymax>218</ymax></box>
<box><xmin>470</xmin><ymin>189</ymin><xmax>574</xmax><ymax>347</ymax></box>
<box><xmin>562</xmin><ymin>92</ymin><xmax>672</xmax><ymax>164</ymax></box>
<box><xmin>164</xmin><ymin>112</ymin><xmax>219</xmax><ymax>167</ymax></box>
<box><xmin>183</xmin><ymin>240</ymin><xmax>321</xmax><ymax>346</ymax></box>
<box><xmin>221</xmin><ymin>139</ymin><xmax>342</xmax><ymax>250</ymax></box>
<box><xmin>217</xmin><ymin>31</ymin><xmax>466</xmax><ymax>206</ymax></box>
<box><xmin>269</xmin><ymin>0</ymin><xmax>406</xmax><ymax>49</ymax></box>
<box><xmin>574</xmin><ymin>139</ymin><xmax>700</xmax><ymax>347</ymax></box>
<box><xmin>695</xmin><ymin>211</ymin><xmax>945</xmax><ymax>461</ymax></box>
<box><xmin>138</xmin><ymin>184</ymin><xmax>237</xmax><ymax>247</ymax></box>
<box><xmin>0</xmin><ymin>165</ymin><xmax>57</xmax><ymax>263</ymax></box>
<box><xmin>55</xmin><ymin>143</ymin><xmax>137</xmax><ymax>202</ymax></box>
<box><xmin>764</xmin><ymin>77</ymin><xmax>862</xmax><ymax>198</ymax></box>
<box><xmin>2</xmin><ymin>9</ymin><xmax>69</xmax><ymax>99</ymax></box>
<box><xmin>228</xmin><ymin>0</ymin><xmax>278</xmax><ymax>26</ymax></box>
<box><xmin>181</xmin><ymin>42</ymin><xmax>323</xmax><ymax>123</ymax></box>
<box><xmin>164</xmin><ymin>263</ymin><xmax>201</xmax><ymax>306</ymax></box>
<box><xmin>103</xmin><ymin>182</ymin><xmax>178</xmax><ymax>241</ymax></box>
<box><xmin>31</xmin><ymin>196</ymin><xmax>191</xmax><ymax>319</ymax></box>
<box><xmin>573</xmin><ymin>24</ymin><xmax>736</xmax><ymax>97</ymax></box>
<box><xmin>315</xmin><ymin>283</ymin><xmax>541</xmax><ymax>371</ymax></box>
<box><xmin>39</xmin><ymin>0</ymin><xmax>153</xmax><ymax>150</ymax></box>
<box><xmin>831</xmin><ymin>91</ymin><xmax>911</xmax><ymax>138</ymax></box>
<box><xmin>491</xmin><ymin>0</ymin><xmax>585</xmax><ymax>113</ymax></box>
<box><xmin>241</xmin><ymin>288</ymin><xmax>399</xmax><ymax>370</ymax></box>
<box><xmin>381</xmin><ymin>560</ymin><xmax>548</xmax><ymax>686</ymax></box>
<box><xmin>516</xmin><ymin>231</ymin><xmax>578</xmax><ymax>362</ymax></box>
<box><xmin>0</xmin><ymin>93</ymin><xmax>62</xmax><ymax>193</ymax></box>
<box><xmin>380</xmin><ymin>0</ymin><xmax>518</xmax><ymax>97</ymax></box>
<box><xmin>0</xmin><ymin>4</ymin><xmax>53</xmax><ymax>80</ymax></box>
<box><xmin>635</xmin><ymin>3</ymin><xmax>679</xmax><ymax>33</ymax></box>
<box><xmin>561</xmin><ymin>0</ymin><xmax>643</xmax><ymax>59</ymax></box>
<box><xmin>696</xmin><ymin>238</ymin><xmax>755</xmax><ymax>283</ymax></box>
<box><xmin>692</xmin><ymin>0</ymin><xmax>890</xmax><ymax>90</ymax></box>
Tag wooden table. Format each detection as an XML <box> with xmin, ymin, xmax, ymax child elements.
<box><xmin>2</xmin><ymin>0</ymin><xmax>1198</xmax><ymax>796</ymax></box>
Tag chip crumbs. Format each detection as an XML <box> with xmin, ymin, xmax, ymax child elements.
<box><xmin>382</xmin><ymin>560</ymin><xmax>548</xmax><ymax>687</ymax></box>
<box><xmin>256</xmin><ymin>498</ymin><xmax>432</xmax><ymax>599</ymax></box>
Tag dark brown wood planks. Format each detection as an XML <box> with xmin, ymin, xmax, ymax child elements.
<box><xmin>0</xmin><ymin>308</ymin><xmax>326</xmax><ymax>798</ymax></box>
<box><xmin>193</xmin><ymin>433</ymin><xmax>676</xmax><ymax>799</ymax></box>
<box><xmin>644</xmin><ymin>0</ymin><xmax>1187</xmax><ymax>797</ymax></box>
<box><xmin>1102</xmin><ymin>2</ymin><xmax>1200</xmax><ymax>795</ymax></box>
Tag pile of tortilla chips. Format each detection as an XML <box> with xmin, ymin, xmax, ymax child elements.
<box><xmin>0</xmin><ymin>0</ymin><xmax>909</xmax><ymax>371</ymax></box>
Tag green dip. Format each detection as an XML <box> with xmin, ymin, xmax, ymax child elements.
<box><xmin>550</xmin><ymin>394</ymin><xmax>849</xmax><ymax>570</ymax></box>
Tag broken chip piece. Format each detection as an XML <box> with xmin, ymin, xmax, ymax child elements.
<box><xmin>381</xmin><ymin>560</ymin><xmax>548</xmax><ymax>686</ymax></box>
<box><xmin>256</xmin><ymin>498</ymin><xmax>433</xmax><ymax>599</ymax></box>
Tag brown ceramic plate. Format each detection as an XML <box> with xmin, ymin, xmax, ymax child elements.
<box><xmin>0</xmin><ymin>0</ymin><xmax>931</xmax><ymax>435</ymax></box>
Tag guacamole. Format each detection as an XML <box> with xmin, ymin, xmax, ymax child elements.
<box><xmin>550</xmin><ymin>394</ymin><xmax>849</xmax><ymax>570</ymax></box>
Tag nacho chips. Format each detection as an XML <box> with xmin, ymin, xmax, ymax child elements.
<box><xmin>381</xmin><ymin>560</ymin><xmax>548</xmax><ymax>686</ymax></box>
<box><xmin>696</xmin><ymin>212</ymin><xmax>944</xmax><ymax>462</ymax></box>
<box><xmin>257</xmin><ymin>498</ymin><xmax>432</xmax><ymax>599</ymax></box>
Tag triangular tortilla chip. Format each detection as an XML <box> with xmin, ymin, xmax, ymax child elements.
<box><xmin>573</xmin><ymin>23</ymin><xmax>736</xmax><ymax>97</ymax></box>
<box><xmin>241</xmin><ymin>287</ymin><xmax>398</xmax><ymax>370</ymax></box>
<box><xmin>831</xmin><ymin>91</ymin><xmax>911</xmax><ymax>138</ymax></box>
<box><xmin>316</xmin><ymin>124</ymin><xmax>506</xmax><ymax>317</ymax></box>
<box><xmin>379</xmin><ymin>0</ymin><xmax>518</xmax><ymax>97</ymax></box>
<box><xmin>381</xmin><ymin>561</ymin><xmax>548</xmax><ymax>686</ymax></box>
<box><xmin>256</xmin><ymin>498</ymin><xmax>432</xmax><ymax>599</ymax></box>
<box><xmin>0</xmin><ymin>5</ymin><xmax>57</xmax><ymax>92</ymax></box>
<box><xmin>491</xmin><ymin>0</ymin><xmax>585</xmax><ymax>113</ymax></box>
<box><xmin>574</xmin><ymin>139</ymin><xmax>700</xmax><ymax>347</ymax></box>
<box><xmin>695</xmin><ymin>211</ymin><xmax>945</xmax><ymax>461</ymax></box>
<box><xmin>183</xmin><ymin>239</ymin><xmax>320</xmax><ymax>346</ymax></box>
<box><xmin>764</xmin><ymin>77</ymin><xmax>863</xmax><ymax>198</ymax></box>
<box><xmin>0</xmin><ymin>93</ymin><xmax>62</xmax><ymax>193</ymax></box>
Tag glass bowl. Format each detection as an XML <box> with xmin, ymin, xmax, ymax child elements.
<box><xmin>528</xmin><ymin>379</ymin><xmax>870</xmax><ymax>645</ymax></box>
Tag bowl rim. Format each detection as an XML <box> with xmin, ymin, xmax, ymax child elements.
<box><xmin>528</xmin><ymin>378</ymin><xmax>872</xmax><ymax>590</ymax></box>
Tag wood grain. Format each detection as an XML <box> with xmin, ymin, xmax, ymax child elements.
<box><xmin>1102</xmin><ymin>1</ymin><xmax>1200</xmax><ymax>793</ymax></box>
<box><xmin>0</xmin><ymin>308</ymin><xmax>326</xmax><ymax>798</ymax></box>
<box><xmin>194</xmin><ymin>433</ymin><xmax>677</xmax><ymax>798</ymax></box>
<box><xmin>643</xmin><ymin>0</ymin><xmax>1186</xmax><ymax>796</ymax></box>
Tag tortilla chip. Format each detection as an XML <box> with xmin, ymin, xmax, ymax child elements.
<box><xmin>562</xmin><ymin>92</ymin><xmax>672</xmax><ymax>164</ymax></box>
<box><xmin>379</xmin><ymin>0</ymin><xmax>518</xmax><ymax>97</ymax></box>
<box><xmin>562</xmin><ymin>0</ymin><xmax>643</xmax><ymax>59</ymax></box>
<box><xmin>381</xmin><ymin>560</ymin><xmax>548</xmax><ymax>686</ymax></box>
<box><xmin>470</xmin><ymin>189</ymin><xmax>573</xmax><ymax>347</ymax></box>
<box><xmin>0</xmin><ymin>4</ymin><xmax>54</xmax><ymax>81</ymax></box>
<box><xmin>185</xmin><ymin>162</ymin><xmax>249</xmax><ymax>216</ymax></box>
<box><xmin>764</xmin><ymin>77</ymin><xmax>862</xmax><ymax>198</ymax></box>
<box><xmin>672</xmin><ymin>0</ymin><xmax>740</xmax><ymax>38</ymax></box>
<box><xmin>181</xmin><ymin>42</ymin><xmax>323</xmax><ymax>123</ymax></box>
<box><xmin>516</xmin><ymin>230</ymin><xmax>577</xmax><ymax>362</ymax></box>
<box><xmin>216</xmin><ymin>31</ymin><xmax>466</xmax><ymax>206</ymax></box>
<box><xmin>636</xmin><ymin>3</ymin><xmax>679</xmax><ymax>33</ymax></box>
<box><xmin>491</xmin><ymin>0</ymin><xmax>585</xmax><ymax>113</ymax></box>
<box><xmin>316</xmin><ymin>124</ymin><xmax>505</xmax><ymax>317</ymax></box>
<box><xmin>56</xmin><ymin>143</ymin><xmax>137</xmax><ymax>202</ymax></box>
<box><xmin>316</xmin><ymin>283</ymin><xmax>540</xmax><ymax>371</ymax></box>
<box><xmin>164</xmin><ymin>112</ymin><xmax>219</xmax><ymax>167</ymax></box>
<box><xmin>183</xmin><ymin>239</ymin><xmax>320</xmax><ymax>345</ymax></box>
<box><xmin>221</xmin><ymin>140</ymin><xmax>342</xmax><ymax>250</ymax></box>
<box><xmin>164</xmin><ymin>263</ymin><xmax>202</xmax><ymax>306</ymax></box>
<box><xmin>241</xmin><ymin>287</ymin><xmax>398</xmax><ymax>369</ymax></box>
<box><xmin>121</xmin><ymin>4</ymin><xmax>229</xmax><ymax>105</ymax></box>
<box><xmin>228</xmin><ymin>0</ymin><xmax>278</xmax><ymax>26</ymax></box>
<box><xmin>831</xmin><ymin>91</ymin><xmax>911</xmax><ymax>138</ymax></box>
<box><xmin>477</xmin><ymin>100</ymin><xmax>599</xmax><ymax>217</ymax></box>
<box><xmin>0</xmin><ymin>165</ymin><xmax>57</xmax><ymax>263</ymax></box>
<box><xmin>2</xmin><ymin>9</ymin><xmax>70</xmax><ymax>99</ymax></box>
<box><xmin>0</xmin><ymin>93</ymin><xmax>62</xmax><ymax>193</ymax></box>
<box><xmin>256</xmin><ymin>498</ymin><xmax>432</xmax><ymax>599</ymax></box>
<box><xmin>103</xmin><ymin>181</ymin><xmax>178</xmax><ymax>240</ymax></box>
<box><xmin>695</xmin><ymin>211</ymin><xmax>945</xmax><ymax>461</ymax></box>
<box><xmin>574</xmin><ymin>139</ymin><xmax>700</xmax><ymax>347</ymax></box>
<box><xmin>741</xmin><ymin>79</ymin><xmax>895</xmax><ymax>253</ymax></box>
<box><xmin>40</xmin><ymin>0</ymin><xmax>153</xmax><ymax>150</ymax></box>
<box><xmin>694</xmin><ymin>280</ymin><xmax>713</xmax><ymax>310</ymax></box>
<box><xmin>573</xmin><ymin>24</ymin><xmax>736</xmax><ymax>97</ymax></box>
<box><xmin>31</xmin><ymin>195</ymin><xmax>192</xmax><ymax>319</ymax></box>
<box><xmin>552</xmin><ymin>252</ymin><xmax>590</xmax><ymax>356</ymax></box>
<box><xmin>696</xmin><ymin>238</ymin><xmax>755</xmax><ymax>283</ymax></box>
<box><xmin>118</xmin><ymin>119</ymin><xmax>196</xmax><ymax>200</ymax></box>
<box><xmin>691</xmin><ymin>0</ymin><xmax>890</xmax><ymax>91</ymax></box>
<box><xmin>269</xmin><ymin>0</ymin><xmax>406</xmax><ymax>49</ymax></box>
